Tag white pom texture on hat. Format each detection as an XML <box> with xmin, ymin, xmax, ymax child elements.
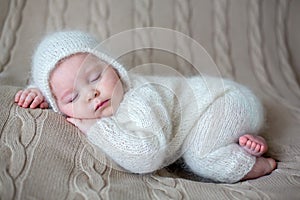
<box><xmin>31</xmin><ymin>30</ymin><xmax>130</xmax><ymax>113</ymax></box>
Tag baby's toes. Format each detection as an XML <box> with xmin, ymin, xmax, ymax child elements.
<box><xmin>239</xmin><ymin>136</ymin><xmax>248</xmax><ymax>146</ymax></box>
<box><xmin>246</xmin><ymin>140</ymin><xmax>252</xmax><ymax>149</ymax></box>
<box><xmin>251</xmin><ymin>142</ymin><xmax>257</xmax><ymax>151</ymax></box>
<box><xmin>260</xmin><ymin>145</ymin><xmax>266</xmax><ymax>154</ymax></box>
<box><xmin>254</xmin><ymin>144</ymin><xmax>261</xmax><ymax>153</ymax></box>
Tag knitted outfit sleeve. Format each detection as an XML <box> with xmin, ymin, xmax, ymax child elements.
<box><xmin>26</xmin><ymin>75</ymin><xmax>36</xmax><ymax>88</ymax></box>
<box><xmin>26</xmin><ymin>84</ymin><xmax>37</xmax><ymax>89</ymax></box>
<box><xmin>87</xmin><ymin>86</ymin><xmax>170</xmax><ymax>174</ymax></box>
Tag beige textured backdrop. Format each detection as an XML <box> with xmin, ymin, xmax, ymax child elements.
<box><xmin>1</xmin><ymin>0</ymin><xmax>300</xmax><ymax>86</ymax></box>
<box><xmin>1</xmin><ymin>0</ymin><xmax>300</xmax><ymax>136</ymax></box>
<box><xmin>0</xmin><ymin>0</ymin><xmax>300</xmax><ymax>199</ymax></box>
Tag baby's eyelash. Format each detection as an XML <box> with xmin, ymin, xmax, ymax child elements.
<box><xmin>90</xmin><ymin>72</ymin><xmax>102</xmax><ymax>82</ymax></box>
<box><xmin>68</xmin><ymin>93</ymin><xmax>78</xmax><ymax>103</ymax></box>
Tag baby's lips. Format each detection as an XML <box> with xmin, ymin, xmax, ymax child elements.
<box><xmin>95</xmin><ymin>99</ymin><xmax>109</xmax><ymax>111</ymax></box>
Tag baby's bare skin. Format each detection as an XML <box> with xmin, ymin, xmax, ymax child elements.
<box><xmin>15</xmin><ymin>88</ymin><xmax>49</xmax><ymax>109</ymax></box>
<box><xmin>239</xmin><ymin>134</ymin><xmax>268</xmax><ymax>156</ymax></box>
<box><xmin>239</xmin><ymin>134</ymin><xmax>276</xmax><ymax>181</ymax></box>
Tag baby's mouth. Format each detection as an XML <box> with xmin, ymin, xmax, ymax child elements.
<box><xmin>95</xmin><ymin>99</ymin><xmax>110</xmax><ymax>111</ymax></box>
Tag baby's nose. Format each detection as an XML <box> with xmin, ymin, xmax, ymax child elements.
<box><xmin>88</xmin><ymin>89</ymin><xmax>100</xmax><ymax>101</ymax></box>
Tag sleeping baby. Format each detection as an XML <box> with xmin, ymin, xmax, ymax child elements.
<box><xmin>15</xmin><ymin>31</ymin><xmax>276</xmax><ymax>183</ymax></box>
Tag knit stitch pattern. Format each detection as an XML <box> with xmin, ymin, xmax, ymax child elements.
<box><xmin>88</xmin><ymin>74</ymin><xmax>264</xmax><ymax>183</ymax></box>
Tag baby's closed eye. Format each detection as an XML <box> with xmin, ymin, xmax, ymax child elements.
<box><xmin>63</xmin><ymin>92</ymin><xmax>78</xmax><ymax>103</ymax></box>
<box><xmin>89</xmin><ymin>72</ymin><xmax>102</xmax><ymax>83</ymax></box>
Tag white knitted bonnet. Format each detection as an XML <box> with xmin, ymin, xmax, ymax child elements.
<box><xmin>31</xmin><ymin>30</ymin><xmax>130</xmax><ymax>113</ymax></box>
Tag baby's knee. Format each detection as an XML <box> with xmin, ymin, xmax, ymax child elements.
<box><xmin>225</xmin><ymin>83</ymin><xmax>265</xmax><ymax>134</ymax></box>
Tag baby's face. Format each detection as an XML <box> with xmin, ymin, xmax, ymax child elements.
<box><xmin>50</xmin><ymin>53</ymin><xmax>124</xmax><ymax>119</ymax></box>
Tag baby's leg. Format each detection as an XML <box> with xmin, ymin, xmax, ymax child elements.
<box><xmin>242</xmin><ymin>157</ymin><xmax>276</xmax><ymax>181</ymax></box>
<box><xmin>183</xmin><ymin>143</ymin><xmax>257</xmax><ymax>183</ymax></box>
<box><xmin>183</xmin><ymin>81</ymin><xmax>269</xmax><ymax>183</ymax></box>
<box><xmin>239</xmin><ymin>134</ymin><xmax>268</xmax><ymax>156</ymax></box>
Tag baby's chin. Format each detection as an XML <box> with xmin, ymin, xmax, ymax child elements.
<box><xmin>74</xmin><ymin>114</ymin><xmax>100</xmax><ymax>119</ymax></box>
<box><xmin>63</xmin><ymin>107</ymin><xmax>116</xmax><ymax>119</ymax></box>
<box><xmin>63</xmin><ymin>114</ymin><xmax>100</xmax><ymax>120</ymax></box>
<box><xmin>99</xmin><ymin>107</ymin><xmax>117</xmax><ymax>118</ymax></box>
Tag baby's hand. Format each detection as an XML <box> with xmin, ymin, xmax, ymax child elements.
<box><xmin>15</xmin><ymin>88</ymin><xmax>49</xmax><ymax>109</ymax></box>
<box><xmin>67</xmin><ymin>118</ymin><xmax>97</xmax><ymax>135</ymax></box>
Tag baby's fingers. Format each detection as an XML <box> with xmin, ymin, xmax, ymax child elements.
<box><xmin>39</xmin><ymin>101</ymin><xmax>49</xmax><ymax>109</ymax></box>
<box><xmin>15</xmin><ymin>90</ymin><xmax>23</xmax><ymax>102</ymax></box>
<box><xmin>18</xmin><ymin>90</ymin><xmax>31</xmax><ymax>106</ymax></box>
<box><xmin>30</xmin><ymin>96</ymin><xmax>44</xmax><ymax>108</ymax></box>
<box><xmin>23</xmin><ymin>93</ymin><xmax>37</xmax><ymax>108</ymax></box>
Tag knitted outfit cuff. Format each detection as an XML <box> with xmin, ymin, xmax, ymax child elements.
<box><xmin>226</xmin><ymin>150</ymin><xmax>256</xmax><ymax>183</ymax></box>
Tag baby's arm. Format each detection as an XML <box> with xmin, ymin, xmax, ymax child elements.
<box><xmin>66</xmin><ymin>117</ymin><xmax>165</xmax><ymax>173</ymax></box>
<box><xmin>87</xmin><ymin>117</ymin><xmax>166</xmax><ymax>174</ymax></box>
<box><xmin>86</xmin><ymin>86</ymin><xmax>170</xmax><ymax>174</ymax></box>
<box><xmin>15</xmin><ymin>88</ymin><xmax>49</xmax><ymax>109</ymax></box>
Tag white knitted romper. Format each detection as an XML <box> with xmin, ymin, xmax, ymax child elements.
<box><xmin>88</xmin><ymin>74</ymin><xmax>264</xmax><ymax>183</ymax></box>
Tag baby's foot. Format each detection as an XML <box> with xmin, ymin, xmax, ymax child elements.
<box><xmin>242</xmin><ymin>157</ymin><xmax>276</xmax><ymax>181</ymax></box>
<box><xmin>239</xmin><ymin>134</ymin><xmax>268</xmax><ymax>156</ymax></box>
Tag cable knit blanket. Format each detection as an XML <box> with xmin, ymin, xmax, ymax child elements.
<box><xmin>1</xmin><ymin>85</ymin><xmax>300</xmax><ymax>199</ymax></box>
<box><xmin>1</xmin><ymin>0</ymin><xmax>300</xmax><ymax>199</ymax></box>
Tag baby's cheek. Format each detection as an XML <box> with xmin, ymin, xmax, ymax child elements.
<box><xmin>102</xmin><ymin>107</ymin><xmax>114</xmax><ymax>118</ymax></box>
<box><xmin>60</xmin><ymin>105</ymin><xmax>74</xmax><ymax>117</ymax></box>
